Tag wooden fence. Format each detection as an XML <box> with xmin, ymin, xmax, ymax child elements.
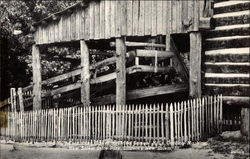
<box><xmin>1</xmin><ymin>95</ymin><xmax>222</xmax><ymax>147</ymax></box>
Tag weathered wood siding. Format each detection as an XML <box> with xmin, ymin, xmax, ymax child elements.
<box><xmin>34</xmin><ymin>0</ymin><xmax>210</xmax><ymax>45</ymax></box>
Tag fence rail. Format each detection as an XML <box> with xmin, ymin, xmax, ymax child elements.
<box><xmin>0</xmin><ymin>95</ymin><xmax>222</xmax><ymax>147</ymax></box>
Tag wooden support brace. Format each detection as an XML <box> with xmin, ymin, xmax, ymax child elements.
<box><xmin>32</xmin><ymin>44</ymin><xmax>42</xmax><ymax>110</ymax></box>
<box><xmin>80</xmin><ymin>40</ymin><xmax>90</xmax><ymax>106</ymax></box>
<box><xmin>189</xmin><ymin>32</ymin><xmax>202</xmax><ymax>97</ymax></box>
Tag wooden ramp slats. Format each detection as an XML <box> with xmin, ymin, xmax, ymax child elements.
<box><xmin>90</xmin><ymin>57</ymin><xmax>116</xmax><ymax>70</ymax></box>
<box><xmin>92</xmin><ymin>65</ymin><xmax>174</xmax><ymax>84</ymax></box>
<box><xmin>126</xmin><ymin>49</ymin><xmax>174</xmax><ymax>58</ymax></box>
<box><xmin>126</xmin><ymin>65</ymin><xmax>173</xmax><ymax>74</ymax></box>
<box><xmin>40</xmin><ymin>65</ymin><xmax>174</xmax><ymax>97</ymax></box>
<box><xmin>92</xmin><ymin>84</ymin><xmax>188</xmax><ymax>105</ymax></box>
<box><xmin>42</xmin><ymin>82</ymin><xmax>81</xmax><ymax>97</ymax></box>
<box><xmin>42</xmin><ymin>69</ymin><xmax>82</xmax><ymax>85</ymax></box>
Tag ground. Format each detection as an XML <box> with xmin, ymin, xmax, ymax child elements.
<box><xmin>0</xmin><ymin>133</ymin><xmax>249</xmax><ymax>159</ymax></box>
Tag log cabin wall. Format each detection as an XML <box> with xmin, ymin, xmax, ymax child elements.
<box><xmin>34</xmin><ymin>0</ymin><xmax>212</xmax><ymax>45</ymax></box>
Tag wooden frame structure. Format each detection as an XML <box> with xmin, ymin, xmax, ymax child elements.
<box><xmin>28</xmin><ymin>0</ymin><xmax>214</xmax><ymax>110</ymax></box>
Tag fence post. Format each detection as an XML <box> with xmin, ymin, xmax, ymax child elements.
<box><xmin>18</xmin><ymin>88</ymin><xmax>24</xmax><ymax>112</ymax></box>
<box><xmin>170</xmin><ymin>104</ymin><xmax>174</xmax><ymax>146</ymax></box>
<box><xmin>10</xmin><ymin>88</ymin><xmax>17</xmax><ymax>112</ymax></box>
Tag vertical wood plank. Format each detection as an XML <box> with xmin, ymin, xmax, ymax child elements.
<box><xmin>174</xmin><ymin>102</ymin><xmax>177</xmax><ymax>143</ymax></box>
<box><xmin>165</xmin><ymin>104</ymin><xmax>169</xmax><ymax>142</ymax></box>
<box><xmin>180</xmin><ymin>102</ymin><xmax>184</xmax><ymax>142</ymax></box>
<box><xmin>156</xmin><ymin>0</ymin><xmax>163</xmax><ymax>35</ymax></box>
<box><xmin>161</xmin><ymin>104</ymin><xmax>164</xmax><ymax>143</ymax></box>
<box><xmin>138</xmin><ymin>0</ymin><xmax>145</xmax><ymax>36</ymax></box>
<box><xmin>151</xmin><ymin>0</ymin><xmax>157</xmax><ymax>36</ymax></box>
<box><xmin>170</xmin><ymin>104</ymin><xmax>174</xmax><ymax>146</ymax></box>
<box><xmin>89</xmin><ymin>2</ymin><xmax>95</xmax><ymax>39</ymax></box>
<box><xmin>184</xmin><ymin>101</ymin><xmax>187</xmax><ymax>142</ymax></box>
<box><xmin>171</xmin><ymin>0</ymin><xmax>177</xmax><ymax>33</ymax></box>
<box><xmin>149</xmin><ymin>104</ymin><xmax>152</xmax><ymax>144</ymax></box>
<box><xmin>110</xmin><ymin>0</ymin><xmax>116</xmax><ymax>37</ymax></box>
<box><xmin>138</xmin><ymin>104</ymin><xmax>141</xmax><ymax>142</ymax></box>
<box><xmin>178</xmin><ymin>102</ymin><xmax>181</xmax><ymax>142</ymax></box>
<box><xmin>132</xmin><ymin>0</ymin><xmax>139</xmax><ymax>36</ymax></box>
<box><xmin>153</xmin><ymin>104</ymin><xmax>156</xmax><ymax>143</ymax></box>
<box><xmin>219</xmin><ymin>95</ymin><xmax>223</xmax><ymax>133</ymax></box>
<box><xmin>84</xmin><ymin>6</ymin><xmax>90</xmax><ymax>40</ymax></box>
<box><xmin>131</xmin><ymin>104</ymin><xmax>134</xmax><ymax>141</ymax></box>
<box><xmin>135</xmin><ymin>104</ymin><xmax>138</xmax><ymax>141</ymax></box>
<box><xmin>105</xmin><ymin>0</ymin><xmax>111</xmax><ymax>39</ymax></box>
<box><xmin>94</xmin><ymin>1</ymin><xmax>100</xmax><ymax>39</ymax></box>
<box><xmin>193</xmin><ymin>0</ymin><xmax>200</xmax><ymax>31</ymax></box>
<box><xmin>100</xmin><ymin>0</ymin><xmax>105</xmax><ymax>39</ymax></box>
<box><xmin>115</xmin><ymin>0</ymin><xmax>121</xmax><ymax>37</ymax></box>
<box><xmin>166</xmin><ymin>0</ymin><xmax>172</xmax><ymax>44</ymax></box>
<box><xmin>120</xmin><ymin>0</ymin><xmax>127</xmax><ymax>36</ymax></box>
<box><xmin>112</xmin><ymin>105</ymin><xmax>115</xmax><ymax>140</ymax></box>
<box><xmin>126</xmin><ymin>0</ymin><xmax>133</xmax><ymax>36</ymax></box>
<box><xmin>145</xmin><ymin>104</ymin><xmax>148</xmax><ymax>143</ymax></box>
<box><xmin>157</xmin><ymin>104</ymin><xmax>160</xmax><ymax>144</ymax></box>
<box><xmin>162</xmin><ymin>0</ymin><xmax>167</xmax><ymax>35</ymax></box>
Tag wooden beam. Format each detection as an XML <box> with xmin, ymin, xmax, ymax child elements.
<box><xmin>32</xmin><ymin>44</ymin><xmax>42</xmax><ymax>110</ymax></box>
<box><xmin>126</xmin><ymin>49</ymin><xmax>174</xmax><ymax>58</ymax></box>
<box><xmin>110</xmin><ymin>41</ymin><xmax>166</xmax><ymax>48</ymax></box>
<box><xmin>90</xmin><ymin>72</ymin><xmax>116</xmax><ymax>84</ymax></box>
<box><xmin>127</xmin><ymin>84</ymin><xmax>188</xmax><ymax>100</ymax></box>
<box><xmin>116</xmin><ymin>37</ymin><xmax>126</xmax><ymax>106</ymax></box>
<box><xmin>127</xmin><ymin>65</ymin><xmax>173</xmax><ymax>74</ymax></box>
<box><xmin>223</xmin><ymin>96</ymin><xmax>250</xmax><ymax>106</ymax></box>
<box><xmin>92</xmin><ymin>84</ymin><xmax>188</xmax><ymax>105</ymax></box>
<box><xmin>189</xmin><ymin>32</ymin><xmax>202</xmax><ymax>97</ymax></box>
<box><xmin>199</xmin><ymin>17</ymin><xmax>213</xmax><ymax>30</ymax></box>
<box><xmin>80</xmin><ymin>40</ymin><xmax>90</xmax><ymax>106</ymax></box>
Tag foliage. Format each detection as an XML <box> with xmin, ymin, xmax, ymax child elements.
<box><xmin>0</xmin><ymin>0</ymin><xmax>77</xmax><ymax>100</ymax></box>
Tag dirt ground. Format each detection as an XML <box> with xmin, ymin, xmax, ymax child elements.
<box><xmin>0</xmin><ymin>135</ymin><xmax>249</xmax><ymax>159</ymax></box>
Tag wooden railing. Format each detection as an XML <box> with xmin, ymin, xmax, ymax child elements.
<box><xmin>1</xmin><ymin>95</ymin><xmax>223</xmax><ymax>148</ymax></box>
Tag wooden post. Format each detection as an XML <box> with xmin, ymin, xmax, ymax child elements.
<box><xmin>115</xmin><ymin>37</ymin><xmax>126</xmax><ymax>106</ymax></box>
<box><xmin>189</xmin><ymin>32</ymin><xmax>202</xmax><ymax>97</ymax></box>
<box><xmin>80</xmin><ymin>40</ymin><xmax>90</xmax><ymax>106</ymax></box>
<box><xmin>18</xmin><ymin>88</ymin><xmax>24</xmax><ymax>112</ymax></box>
<box><xmin>10</xmin><ymin>88</ymin><xmax>16</xmax><ymax>112</ymax></box>
<box><xmin>32</xmin><ymin>44</ymin><xmax>42</xmax><ymax>110</ymax></box>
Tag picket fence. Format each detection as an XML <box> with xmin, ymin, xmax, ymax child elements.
<box><xmin>0</xmin><ymin>95</ymin><xmax>222</xmax><ymax>147</ymax></box>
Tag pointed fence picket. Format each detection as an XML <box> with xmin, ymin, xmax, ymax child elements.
<box><xmin>0</xmin><ymin>95</ymin><xmax>223</xmax><ymax>147</ymax></box>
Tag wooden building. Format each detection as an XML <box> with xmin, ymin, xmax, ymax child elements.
<box><xmin>14</xmin><ymin>0</ymin><xmax>249</xmax><ymax>111</ymax></box>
